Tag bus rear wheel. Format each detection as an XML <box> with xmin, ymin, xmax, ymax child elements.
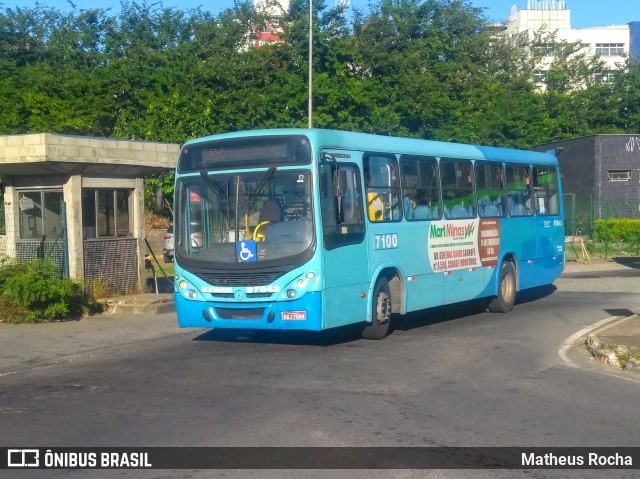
<box><xmin>488</xmin><ymin>261</ymin><xmax>516</xmax><ymax>313</ymax></box>
<box><xmin>362</xmin><ymin>278</ymin><xmax>391</xmax><ymax>340</ymax></box>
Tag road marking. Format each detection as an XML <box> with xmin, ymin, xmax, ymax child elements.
<box><xmin>559</xmin><ymin>307</ymin><xmax>640</xmax><ymax>383</ymax></box>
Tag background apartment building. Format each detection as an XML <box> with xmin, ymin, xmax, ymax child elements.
<box><xmin>505</xmin><ymin>0</ymin><xmax>640</xmax><ymax>86</ymax></box>
<box><xmin>253</xmin><ymin>0</ymin><xmax>289</xmax><ymax>47</ymax></box>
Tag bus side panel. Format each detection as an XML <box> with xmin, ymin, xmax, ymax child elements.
<box><xmin>532</xmin><ymin>215</ymin><xmax>565</xmax><ymax>287</ymax></box>
<box><xmin>405</xmin><ymin>273</ymin><xmax>443</xmax><ymax>312</ymax></box>
<box><xmin>322</xmin><ymin>244</ymin><xmax>369</xmax><ymax>329</ymax></box>
<box><xmin>503</xmin><ymin>217</ymin><xmax>537</xmax><ymax>290</ymax></box>
<box><xmin>398</xmin><ymin>224</ymin><xmax>444</xmax><ymax>312</ymax></box>
<box><xmin>443</xmin><ymin>269</ymin><xmax>486</xmax><ymax>304</ymax></box>
<box><xmin>482</xmin><ymin>265</ymin><xmax>499</xmax><ymax>297</ymax></box>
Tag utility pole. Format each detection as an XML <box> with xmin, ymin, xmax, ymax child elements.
<box><xmin>308</xmin><ymin>0</ymin><xmax>313</xmax><ymax>128</ymax></box>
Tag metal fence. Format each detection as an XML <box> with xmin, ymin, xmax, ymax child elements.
<box><xmin>83</xmin><ymin>238</ymin><xmax>139</xmax><ymax>296</ymax></box>
<box><xmin>564</xmin><ymin>194</ymin><xmax>640</xmax><ymax>258</ymax></box>
<box><xmin>563</xmin><ymin>193</ymin><xmax>594</xmax><ymax>238</ymax></box>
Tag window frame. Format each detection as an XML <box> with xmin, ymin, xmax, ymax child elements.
<box><xmin>17</xmin><ymin>189</ymin><xmax>64</xmax><ymax>241</ymax></box>
<box><xmin>363</xmin><ymin>153</ymin><xmax>402</xmax><ymax>223</ymax></box>
<box><xmin>320</xmin><ymin>161</ymin><xmax>366</xmax><ymax>250</ymax></box>
<box><xmin>475</xmin><ymin>161</ymin><xmax>507</xmax><ymax>218</ymax></box>
<box><xmin>595</xmin><ymin>43</ymin><xmax>625</xmax><ymax>56</ymax></box>
<box><xmin>506</xmin><ymin>164</ymin><xmax>534</xmax><ymax>217</ymax></box>
<box><xmin>607</xmin><ymin>170</ymin><xmax>631</xmax><ymax>182</ymax></box>
<box><xmin>532</xmin><ymin>166</ymin><xmax>560</xmax><ymax>216</ymax></box>
<box><xmin>82</xmin><ymin>188</ymin><xmax>134</xmax><ymax>240</ymax></box>
<box><xmin>440</xmin><ymin>158</ymin><xmax>476</xmax><ymax>220</ymax></box>
<box><xmin>399</xmin><ymin>155</ymin><xmax>442</xmax><ymax>221</ymax></box>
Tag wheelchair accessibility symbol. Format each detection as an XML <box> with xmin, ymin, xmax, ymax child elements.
<box><xmin>237</xmin><ymin>240</ymin><xmax>257</xmax><ymax>262</ymax></box>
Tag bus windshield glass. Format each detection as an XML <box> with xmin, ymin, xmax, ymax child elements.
<box><xmin>176</xmin><ymin>169</ymin><xmax>314</xmax><ymax>264</ymax></box>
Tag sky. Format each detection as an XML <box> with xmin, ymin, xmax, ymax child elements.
<box><xmin>0</xmin><ymin>0</ymin><xmax>638</xmax><ymax>29</ymax></box>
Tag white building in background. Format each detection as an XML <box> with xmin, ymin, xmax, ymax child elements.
<box><xmin>253</xmin><ymin>0</ymin><xmax>289</xmax><ymax>48</ymax></box>
<box><xmin>254</xmin><ymin>0</ymin><xmax>289</xmax><ymax>17</ymax></box>
<box><xmin>505</xmin><ymin>0</ymin><xmax>640</xmax><ymax>86</ymax></box>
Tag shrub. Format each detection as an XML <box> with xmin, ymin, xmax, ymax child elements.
<box><xmin>593</xmin><ymin>219</ymin><xmax>640</xmax><ymax>244</ymax></box>
<box><xmin>0</xmin><ymin>258</ymin><xmax>88</xmax><ymax>323</ymax></box>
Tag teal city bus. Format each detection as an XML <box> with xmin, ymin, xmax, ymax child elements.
<box><xmin>173</xmin><ymin>129</ymin><xmax>564</xmax><ymax>339</ymax></box>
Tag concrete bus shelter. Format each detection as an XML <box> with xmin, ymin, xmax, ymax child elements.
<box><xmin>0</xmin><ymin>133</ymin><xmax>178</xmax><ymax>294</ymax></box>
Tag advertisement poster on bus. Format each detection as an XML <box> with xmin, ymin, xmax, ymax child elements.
<box><xmin>428</xmin><ymin>219</ymin><xmax>500</xmax><ymax>272</ymax></box>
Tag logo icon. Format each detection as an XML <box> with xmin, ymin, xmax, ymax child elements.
<box><xmin>237</xmin><ymin>240</ymin><xmax>257</xmax><ymax>262</ymax></box>
<box><xmin>8</xmin><ymin>449</ymin><xmax>40</xmax><ymax>467</ymax></box>
<box><xmin>234</xmin><ymin>290</ymin><xmax>246</xmax><ymax>301</ymax></box>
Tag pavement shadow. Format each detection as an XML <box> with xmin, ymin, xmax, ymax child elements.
<box><xmin>513</xmin><ymin>284</ymin><xmax>557</xmax><ymax>305</ymax></box>
<box><xmin>603</xmin><ymin>308</ymin><xmax>636</xmax><ymax>318</ymax></box>
<box><xmin>612</xmin><ymin>257</ymin><xmax>640</xmax><ymax>269</ymax></box>
<box><xmin>193</xmin><ymin>324</ymin><xmax>363</xmax><ymax>346</ymax></box>
<box><xmin>192</xmin><ymin>285</ymin><xmax>559</xmax><ymax>345</ymax></box>
<box><xmin>391</xmin><ymin>299</ymin><xmax>489</xmax><ymax>333</ymax></box>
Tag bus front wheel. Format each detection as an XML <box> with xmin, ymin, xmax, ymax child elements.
<box><xmin>362</xmin><ymin>278</ymin><xmax>391</xmax><ymax>340</ymax></box>
<box><xmin>488</xmin><ymin>261</ymin><xmax>516</xmax><ymax>313</ymax></box>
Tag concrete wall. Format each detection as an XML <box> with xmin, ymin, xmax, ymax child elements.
<box><xmin>0</xmin><ymin>133</ymin><xmax>180</xmax><ymax>294</ymax></box>
<box><xmin>0</xmin><ymin>133</ymin><xmax>178</xmax><ymax>173</ymax></box>
<box><xmin>536</xmin><ymin>134</ymin><xmax>640</xmax><ymax>219</ymax></box>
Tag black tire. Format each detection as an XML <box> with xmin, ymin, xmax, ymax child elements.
<box><xmin>362</xmin><ymin>278</ymin><xmax>391</xmax><ymax>340</ymax></box>
<box><xmin>488</xmin><ymin>261</ymin><xmax>517</xmax><ymax>313</ymax></box>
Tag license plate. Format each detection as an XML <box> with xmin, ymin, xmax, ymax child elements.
<box><xmin>282</xmin><ymin>311</ymin><xmax>306</xmax><ymax>320</ymax></box>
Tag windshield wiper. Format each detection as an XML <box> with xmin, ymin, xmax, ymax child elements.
<box><xmin>200</xmin><ymin>171</ymin><xmax>226</xmax><ymax>205</ymax></box>
<box><xmin>247</xmin><ymin>166</ymin><xmax>276</xmax><ymax>211</ymax></box>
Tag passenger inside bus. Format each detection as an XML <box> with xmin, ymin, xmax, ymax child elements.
<box><xmin>478</xmin><ymin>196</ymin><xmax>501</xmax><ymax>217</ymax></box>
<box><xmin>259</xmin><ymin>198</ymin><xmax>283</xmax><ymax>223</ymax></box>
<box><xmin>403</xmin><ymin>194</ymin><xmax>416</xmax><ymax>220</ymax></box>
<box><xmin>254</xmin><ymin>198</ymin><xmax>282</xmax><ymax>241</ymax></box>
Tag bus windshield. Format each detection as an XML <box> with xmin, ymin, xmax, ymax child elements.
<box><xmin>175</xmin><ymin>169</ymin><xmax>314</xmax><ymax>264</ymax></box>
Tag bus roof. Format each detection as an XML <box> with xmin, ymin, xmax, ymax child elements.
<box><xmin>183</xmin><ymin>129</ymin><xmax>558</xmax><ymax>166</ymax></box>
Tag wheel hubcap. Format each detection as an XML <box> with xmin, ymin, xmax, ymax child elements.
<box><xmin>502</xmin><ymin>271</ymin><xmax>514</xmax><ymax>300</ymax></box>
<box><xmin>377</xmin><ymin>294</ymin><xmax>391</xmax><ymax>325</ymax></box>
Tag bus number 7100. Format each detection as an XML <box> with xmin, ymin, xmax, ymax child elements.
<box><xmin>374</xmin><ymin>234</ymin><xmax>399</xmax><ymax>250</ymax></box>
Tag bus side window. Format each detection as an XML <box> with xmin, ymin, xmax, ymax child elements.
<box><xmin>320</xmin><ymin>163</ymin><xmax>336</xmax><ymax>226</ymax></box>
<box><xmin>363</xmin><ymin>154</ymin><xmax>401</xmax><ymax>222</ymax></box>
<box><xmin>400</xmin><ymin>155</ymin><xmax>441</xmax><ymax>221</ymax></box>
<box><xmin>320</xmin><ymin>162</ymin><xmax>365</xmax><ymax>250</ymax></box>
<box><xmin>440</xmin><ymin>158</ymin><xmax>475</xmax><ymax>219</ymax></box>
<box><xmin>506</xmin><ymin>164</ymin><xmax>533</xmax><ymax>216</ymax></box>
<box><xmin>476</xmin><ymin>161</ymin><xmax>506</xmax><ymax>218</ymax></box>
<box><xmin>532</xmin><ymin>166</ymin><xmax>559</xmax><ymax>215</ymax></box>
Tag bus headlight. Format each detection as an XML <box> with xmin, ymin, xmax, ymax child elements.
<box><xmin>178</xmin><ymin>280</ymin><xmax>188</xmax><ymax>289</ymax></box>
<box><xmin>305</xmin><ymin>272</ymin><xmax>316</xmax><ymax>279</ymax></box>
<box><xmin>188</xmin><ymin>290</ymin><xmax>197</xmax><ymax>299</ymax></box>
<box><xmin>296</xmin><ymin>279</ymin><xmax>307</xmax><ymax>288</ymax></box>
<box><xmin>287</xmin><ymin>289</ymin><xmax>296</xmax><ymax>299</ymax></box>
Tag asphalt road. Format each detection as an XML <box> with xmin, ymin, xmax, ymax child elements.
<box><xmin>1</xmin><ymin>273</ymin><xmax>640</xmax><ymax>479</ymax></box>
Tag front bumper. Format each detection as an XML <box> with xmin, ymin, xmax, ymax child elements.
<box><xmin>175</xmin><ymin>291</ymin><xmax>323</xmax><ymax>331</ymax></box>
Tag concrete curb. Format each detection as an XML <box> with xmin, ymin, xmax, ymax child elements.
<box><xmin>584</xmin><ymin>333</ymin><xmax>639</xmax><ymax>373</ymax></box>
<box><xmin>99</xmin><ymin>294</ymin><xmax>175</xmax><ymax>315</ymax></box>
<box><xmin>585</xmin><ymin>334</ymin><xmax>624</xmax><ymax>367</ymax></box>
<box><xmin>624</xmin><ymin>358</ymin><xmax>640</xmax><ymax>372</ymax></box>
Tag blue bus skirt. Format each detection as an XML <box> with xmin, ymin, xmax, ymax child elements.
<box><xmin>175</xmin><ymin>292</ymin><xmax>323</xmax><ymax>331</ymax></box>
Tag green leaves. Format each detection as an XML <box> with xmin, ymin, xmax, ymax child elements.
<box><xmin>0</xmin><ymin>258</ymin><xmax>87</xmax><ymax>323</ymax></box>
<box><xmin>0</xmin><ymin>1</ymin><xmax>638</xmax><ymax>150</ymax></box>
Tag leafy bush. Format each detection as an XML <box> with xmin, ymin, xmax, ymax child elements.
<box><xmin>593</xmin><ymin>219</ymin><xmax>640</xmax><ymax>244</ymax></box>
<box><xmin>0</xmin><ymin>258</ymin><xmax>89</xmax><ymax>324</ymax></box>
